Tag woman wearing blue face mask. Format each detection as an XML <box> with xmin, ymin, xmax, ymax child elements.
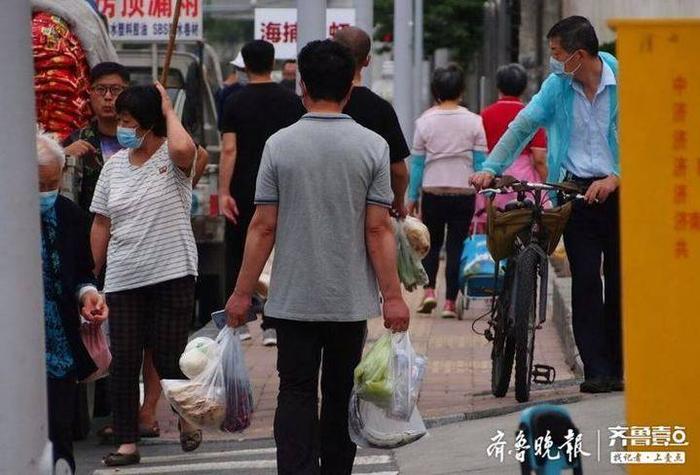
<box><xmin>90</xmin><ymin>83</ymin><xmax>200</xmax><ymax>467</ymax></box>
<box><xmin>37</xmin><ymin>130</ymin><xmax>109</xmax><ymax>473</ymax></box>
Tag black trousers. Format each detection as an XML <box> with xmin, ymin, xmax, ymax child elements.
<box><xmin>563</xmin><ymin>192</ymin><xmax>622</xmax><ymax>381</ymax></box>
<box><xmin>225</xmin><ymin>204</ymin><xmax>272</xmax><ymax>331</ymax></box>
<box><xmin>48</xmin><ymin>376</ymin><xmax>78</xmax><ymax>473</ymax></box>
<box><xmin>421</xmin><ymin>193</ymin><xmax>476</xmax><ymax>300</ymax></box>
<box><xmin>271</xmin><ymin>318</ymin><xmax>367</xmax><ymax>475</ymax></box>
<box><xmin>107</xmin><ymin>276</ymin><xmax>195</xmax><ymax>444</ymax></box>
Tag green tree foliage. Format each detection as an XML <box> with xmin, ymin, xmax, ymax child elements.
<box><xmin>374</xmin><ymin>0</ymin><xmax>487</xmax><ymax>68</ymax></box>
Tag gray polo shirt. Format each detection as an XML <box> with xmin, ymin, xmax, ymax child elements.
<box><xmin>255</xmin><ymin>112</ymin><xmax>393</xmax><ymax>322</ymax></box>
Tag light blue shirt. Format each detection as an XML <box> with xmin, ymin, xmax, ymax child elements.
<box><xmin>564</xmin><ymin>61</ymin><xmax>617</xmax><ymax>178</ymax></box>
<box><xmin>481</xmin><ymin>52</ymin><xmax>619</xmax><ymax>183</ymax></box>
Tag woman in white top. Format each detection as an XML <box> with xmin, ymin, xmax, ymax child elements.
<box><xmin>407</xmin><ymin>64</ymin><xmax>488</xmax><ymax>318</ymax></box>
<box><xmin>91</xmin><ymin>83</ymin><xmax>199</xmax><ymax>466</ymax></box>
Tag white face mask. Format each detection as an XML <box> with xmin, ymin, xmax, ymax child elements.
<box><xmin>549</xmin><ymin>52</ymin><xmax>581</xmax><ymax>77</ymax></box>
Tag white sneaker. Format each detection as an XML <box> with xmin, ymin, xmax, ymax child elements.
<box><xmin>238</xmin><ymin>323</ymin><xmax>252</xmax><ymax>341</ymax></box>
<box><xmin>262</xmin><ymin>328</ymin><xmax>277</xmax><ymax>347</ymax></box>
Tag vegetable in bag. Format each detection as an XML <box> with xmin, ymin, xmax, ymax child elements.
<box><xmin>402</xmin><ymin>216</ymin><xmax>430</xmax><ymax>258</ymax></box>
<box><xmin>349</xmin><ymin>331</ymin><xmax>429</xmax><ymax>448</ymax></box>
<box><xmin>394</xmin><ymin>218</ymin><xmax>430</xmax><ymax>292</ymax></box>
<box><xmin>179</xmin><ymin>337</ymin><xmax>219</xmax><ymax>380</ymax></box>
<box><xmin>353</xmin><ymin>334</ymin><xmax>393</xmax><ymax>406</ymax></box>
<box><xmin>163</xmin><ymin>327</ymin><xmax>253</xmax><ymax>432</ymax></box>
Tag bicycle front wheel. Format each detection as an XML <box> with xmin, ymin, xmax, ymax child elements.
<box><xmin>514</xmin><ymin>248</ymin><xmax>538</xmax><ymax>403</ymax></box>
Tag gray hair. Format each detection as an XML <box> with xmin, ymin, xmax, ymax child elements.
<box><xmin>36</xmin><ymin>129</ymin><xmax>66</xmax><ymax>170</ymax></box>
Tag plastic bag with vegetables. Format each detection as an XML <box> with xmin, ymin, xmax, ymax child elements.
<box><xmin>349</xmin><ymin>331</ymin><xmax>428</xmax><ymax>448</ymax></box>
<box><xmin>353</xmin><ymin>333</ymin><xmax>393</xmax><ymax>406</ymax></box>
<box><xmin>394</xmin><ymin>218</ymin><xmax>430</xmax><ymax>292</ymax></box>
<box><xmin>162</xmin><ymin>327</ymin><xmax>253</xmax><ymax>432</ymax></box>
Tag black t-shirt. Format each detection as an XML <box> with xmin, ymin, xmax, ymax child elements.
<box><xmin>343</xmin><ymin>86</ymin><xmax>410</xmax><ymax>164</ymax></box>
<box><xmin>221</xmin><ymin>82</ymin><xmax>305</xmax><ymax>207</ymax></box>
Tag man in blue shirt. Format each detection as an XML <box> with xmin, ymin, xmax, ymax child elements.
<box><xmin>472</xmin><ymin>16</ymin><xmax>622</xmax><ymax>394</ymax></box>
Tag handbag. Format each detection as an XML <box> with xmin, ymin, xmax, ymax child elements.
<box><xmin>79</xmin><ymin>322</ymin><xmax>112</xmax><ymax>383</ymax></box>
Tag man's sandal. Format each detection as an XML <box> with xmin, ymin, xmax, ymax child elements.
<box><xmin>102</xmin><ymin>451</ymin><xmax>141</xmax><ymax>467</ymax></box>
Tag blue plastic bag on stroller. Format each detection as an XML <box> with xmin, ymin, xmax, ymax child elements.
<box><xmin>457</xmin><ymin>234</ymin><xmax>503</xmax><ymax>317</ymax></box>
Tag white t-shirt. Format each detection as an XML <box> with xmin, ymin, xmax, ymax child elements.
<box><xmin>91</xmin><ymin>141</ymin><xmax>198</xmax><ymax>293</ymax></box>
<box><xmin>412</xmin><ymin>106</ymin><xmax>488</xmax><ymax>189</ymax></box>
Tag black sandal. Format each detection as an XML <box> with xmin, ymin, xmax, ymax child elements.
<box><xmin>178</xmin><ymin>421</ymin><xmax>202</xmax><ymax>452</ymax></box>
<box><xmin>103</xmin><ymin>451</ymin><xmax>141</xmax><ymax>467</ymax></box>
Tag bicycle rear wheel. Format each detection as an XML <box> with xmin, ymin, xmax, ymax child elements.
<box><xmin>491</xmin><ymin>270</ymin><xmax>515</xmax><ymax>397</ymax></box>
<box><xmin>514</xmin><ymin>248</ymin><xmax>538</xmax><ymax>403</ymax></box>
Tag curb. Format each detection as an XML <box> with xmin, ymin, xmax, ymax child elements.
<box><xmin>423</xmin><ymin>394</ymin><xmax>586</xmax><ymax>429</ymax></box>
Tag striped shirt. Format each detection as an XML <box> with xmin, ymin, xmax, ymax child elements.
<box><xmin>90</xmin><ymin>141</ymin><xmax>198</xmax><ymax>293</ymax></box>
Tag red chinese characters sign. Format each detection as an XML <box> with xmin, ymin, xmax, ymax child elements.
<box><xmin>97</xmin><ymin>0</ymin><xmax>203</xmax><ymax>42</ymax></box>
<box><xmin>254</xmin><ymin>9</ymin><xmax>356</xmax><ymax>59</ymax></box>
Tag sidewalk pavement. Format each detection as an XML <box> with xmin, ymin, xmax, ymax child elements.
<box><xmin>144</xmin><ymin>262</ymin><xmax>578</xmax><ymax>443</ymax></box>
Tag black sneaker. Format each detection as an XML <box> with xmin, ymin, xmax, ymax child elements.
<box><xmin>580</xmin><ymin>378</ymin><xmax>611</xmax><ymax>393</ymax></box>
<box><xmin>607</xmin><ymin>378</ymin><xmax>625</xmax><ymax>392</ymax></box>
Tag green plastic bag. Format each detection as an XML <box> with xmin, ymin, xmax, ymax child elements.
<box><xmin>353</xmin><ymin>334</ymin><xmax>393</xmax><ymax>406</ymax></box>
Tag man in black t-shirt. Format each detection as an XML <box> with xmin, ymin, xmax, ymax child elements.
<box><xmin>219</xmin><ymin>40</ymin><xmax>305</xmax><ymax>345</ymax></box>
<box><xmin>335</xmin><ymin>26</ymin><xmax>410</xmax><ymax>217</ymax></box>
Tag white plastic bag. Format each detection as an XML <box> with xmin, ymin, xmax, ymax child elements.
<box><xmin>162</xmin><ymin>327</ymin><xmax>253</xmax><ymax>432</ymax></box>
<box><xmin>394</xmin><ymin>218</ymin><xmax>429</xmax><ymax>291</ymax></box>
<box><xmin>349</xmin><ymin>331</ymin><xmax>428</xmax><ymax>448</ymax></box>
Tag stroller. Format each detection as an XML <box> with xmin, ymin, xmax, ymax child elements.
<box><xmin>456</xmin><ymin>233</ymin><xmax>504</xmax><ymax>319</ymax></box>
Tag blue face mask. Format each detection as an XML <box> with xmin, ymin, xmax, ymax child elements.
<box><xmin>39</xmin><ymin>190</ymin><xmax>59</xmax><ymax>214</ymax></box>
<box><xmin>117</xmin><ymin>126</ymin><xmax>146</xmax><ymax>149</ymax></box>
<box><xmin>549</xmin><ymin>52</ymin><xmax>580</xmax><ymax>77</ymax></box>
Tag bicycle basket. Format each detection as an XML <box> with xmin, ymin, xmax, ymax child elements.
<box><xmin>486</xmin><ymin>199</ymin><xmax>573</xmax><ymax>261</ymax></box>
<box><xmin>540</xmin><ymin>201</ymin><xmax>572</xmax><ymax>254</ymax></box>
<box><xmin>486</xmin><ymin>199</ymin><xmax>532</xmax><ymax>261</ymax></box>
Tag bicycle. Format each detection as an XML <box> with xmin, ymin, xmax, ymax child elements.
<box><xmin>477</xmin><ymin>178</ymin><xmax>583</xmax><ymax>403</ymax></box>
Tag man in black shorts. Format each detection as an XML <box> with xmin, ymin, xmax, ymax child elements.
<box><xmin>334</xmin><ymin>27</ymin><xmax>410</xmax><ymax>217</ymax></box>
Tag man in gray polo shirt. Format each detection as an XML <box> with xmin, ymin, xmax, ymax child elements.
<box><xmin>225</xmin><ymin>40</ymin><xmax>410</xmax><ymax>475</ymax></box>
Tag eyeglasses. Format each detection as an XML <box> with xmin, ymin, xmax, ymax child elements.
<box><xmin>91</xmin><ymin>85</ymin><xmax>126</xmax><ymax>97</ymax></box>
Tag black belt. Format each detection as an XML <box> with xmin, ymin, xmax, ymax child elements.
<box><xmin>563</xmin><ymin>171</ymin><xmax>607</xmax><ymax>190</ymax></box>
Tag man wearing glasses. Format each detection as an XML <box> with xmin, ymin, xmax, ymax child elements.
<box><xmin>64</xmin><ymin>62</ymin><xmax>130</xmax><ymax>212</ymax></box>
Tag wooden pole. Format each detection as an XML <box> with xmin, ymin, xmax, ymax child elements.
<box><xmin>160</xmin><ymin>0</ymin><xmax>183</xmax><ymax>87</ymax></box>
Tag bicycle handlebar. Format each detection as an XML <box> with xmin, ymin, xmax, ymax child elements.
<box><xmin>478</xmin><ymin>180</ymin><xmax>591</xmax><ymax>202</ymax></box>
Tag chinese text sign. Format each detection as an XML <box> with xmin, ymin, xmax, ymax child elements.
<box><xmin>97</xmin><ymin>0</ymin><xmax>203</xmax><ymax>42</ymax></box>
